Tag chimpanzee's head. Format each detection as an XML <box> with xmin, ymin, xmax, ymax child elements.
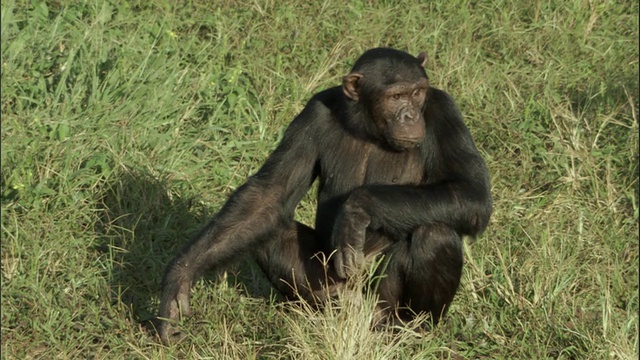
<box><xmin>343</xmin><ymin>48</ymin><xmax>429</xmax><ymax>151</ymax></box>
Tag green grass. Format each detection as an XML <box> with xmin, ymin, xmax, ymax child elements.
<box><xmin>1</xmin><ymin>0</ymin><xmax>638</xmax><ymax>358</ymax></box>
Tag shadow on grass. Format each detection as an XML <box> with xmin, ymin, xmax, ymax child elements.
<box><xmin>94</xmin><ymin>167</ymin><xmax>277</xmax><ymax>337</ymax></box>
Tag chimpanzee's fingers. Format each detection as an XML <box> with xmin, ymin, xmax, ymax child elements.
<box><xmin>341</xmin><ymin>245</ymin><xmax>365</xmax><ymax>278</ymax></box>
<box><xmin>157</xmin><ymin>299</ymin><xmax>183</xmax><ymax>344</ymax></box>
<box><xmin>347</xmin><ymin>248</ymin><xmax>365</xmax><ymax>277</ymax></box>
<box><xmin>334</xmin><ymin>250</ymin><xmax>347</xmax><ymax>279</ymax></box>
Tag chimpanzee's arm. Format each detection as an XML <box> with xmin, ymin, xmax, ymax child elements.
<box><xmin>342</xmin><ymin>153</ymin><xmax>491</xmax><ymax>239</ymax></box>
<box><xmin>157</xmin><ymin>100</ymin><xmax>322</xmax><ymax>343</ymax></box>
<box><xmin>173</xmin><ymin>105</ymin><xmax>322</xmax><ymax>274</ymax></box>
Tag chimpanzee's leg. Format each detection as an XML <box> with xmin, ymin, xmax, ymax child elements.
<box><xmin>374</xmin><ymin>224</ymin><xmax>463</xmax><ymax>326</ymax></box>
<box><xmin>255</xmin><ymin>221</ymin><xmax>345</xmax><ymax>304</ymax></box>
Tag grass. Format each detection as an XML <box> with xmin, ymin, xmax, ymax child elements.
<box><xmin>1</xmin><ymin>0</ymin><xmax>638</xmax><ymax>358</ymax></box>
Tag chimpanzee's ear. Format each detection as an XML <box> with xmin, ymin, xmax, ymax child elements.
<box><xmin>417</xmin><ymin>52</ymin><xmax>428</xmax><ymax>67</ymax></box>
<box><xmin>342</xmin><ymin>73</ymin><xmax>363</xmax><ymax>101</ymax></box>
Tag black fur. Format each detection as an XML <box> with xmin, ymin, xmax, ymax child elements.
<box><xmin>157</xmin><ymin>48</ymin><xmax>492</xmax><ymax>343</ymax></box>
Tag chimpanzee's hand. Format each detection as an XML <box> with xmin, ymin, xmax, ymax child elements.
<box><xmin>333</xmin><ymin>240</ymin><xmax>365</xmax><ymax>279</ymax></box>
<box><xmin>156</xmin><ymin>263</ymin><xmax>192</xmax><ymax>344</ymax></box>
<box><xmin>331</xmin><ymin>194</ymin><xmax>371</xmax><ymax>279</ymax></box>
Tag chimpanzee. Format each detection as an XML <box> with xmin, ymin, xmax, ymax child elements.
<box><xmin>157</xmin><ymin>47</ymin><xmax>492</xmax><ymax>343</ymax></box>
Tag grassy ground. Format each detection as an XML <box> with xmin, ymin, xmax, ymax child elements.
<box><xmin>1</xmin><ymin>1</ymin><xmax>638</xmax><ymax>359</ymax></box>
